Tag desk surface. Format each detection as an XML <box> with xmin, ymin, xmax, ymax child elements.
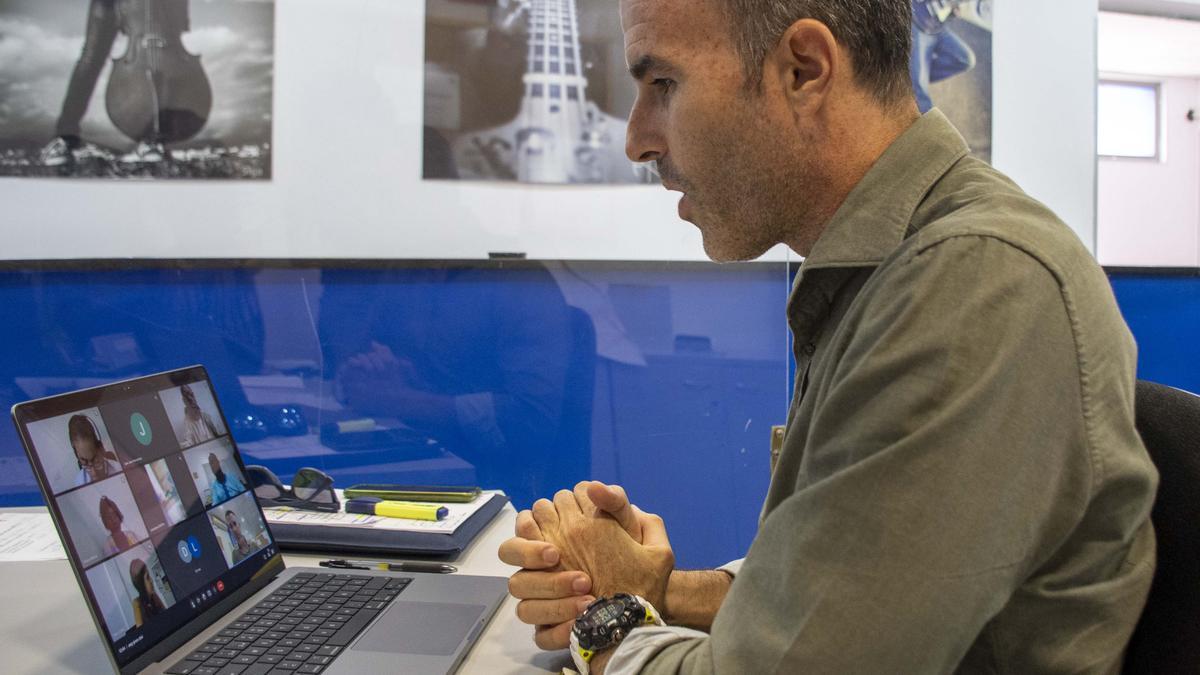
<box><xmin>0</xmin><ymin>505</ymin><xmax>568</xmax><ymax>675</ymax></box>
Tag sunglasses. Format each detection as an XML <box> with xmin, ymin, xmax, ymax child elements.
<box><xmin>245</xmin><ymin>465</ymin><xmax>340</xmax><ymax>512</ymax></box>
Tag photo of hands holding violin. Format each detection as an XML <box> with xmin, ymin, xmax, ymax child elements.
<box><xmin>0</xmin><ymin>0</ymin><xmax>274</xmax><ymax>179</ymax></box>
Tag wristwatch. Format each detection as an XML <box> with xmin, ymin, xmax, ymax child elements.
<box><xmin>570</xmin><ymin>593</ymin><xmax>664</xmax><ymax>675</ymax></box>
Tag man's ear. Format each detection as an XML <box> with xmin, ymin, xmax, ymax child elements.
<box><xmin>768</xmin><ymin>19</ymin><xmax>838</xmax><ymax>113</ymax></box>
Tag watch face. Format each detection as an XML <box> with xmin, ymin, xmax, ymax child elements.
<box><xmin>576</xmin><ymin>594</ymin><xmax>642</xmax><ymax>652</ymax></box>
<box><xmin>592</xmin><ymin>600</ymin><xmax>624</xmax><ymax>624</ymax></box>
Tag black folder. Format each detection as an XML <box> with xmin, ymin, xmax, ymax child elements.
<box><xmin>266</xmin><ymin>493</ymin><xmax>508</xmax><ymax>561</ymax></box>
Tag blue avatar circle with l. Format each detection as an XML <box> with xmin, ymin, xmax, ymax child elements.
<box><xmin>130</xmin><ymin>412</ymin><xmax>152</xmax><ymax>446</ymax></box>
<box><xmin>177</xmin><ymin>539</ymin><xmax>193</xmax><ymax>563</ymax></box>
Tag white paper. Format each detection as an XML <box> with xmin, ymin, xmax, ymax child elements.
<box><xmin>262</xmin><ymin>491</ymin><xmax>501</xmax><ymax>535</ymax></box>
<box><xmin>0</xmin><ymin>512</ymin><xmax>67</xmax><ymax>562</ymax></box>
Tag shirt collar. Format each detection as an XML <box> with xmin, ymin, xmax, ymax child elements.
<box><xmin>785</xmin><ymin>109</ymin><xmax>969</xmax><ymax>336</ymax></box>
<box><xmin>800</xmin><ymin>108</ymin><xmax>970</xmax><ymax>271</ymax></box>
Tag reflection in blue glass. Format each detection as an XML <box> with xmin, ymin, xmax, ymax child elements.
<box><xmin>0</xmin><ymin>262</ymin><xmax>791</xmax><ymax>567</ymax></box>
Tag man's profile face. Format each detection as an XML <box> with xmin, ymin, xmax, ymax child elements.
<box><xmin>621</xmin><ymin>0</ymin><xmax>808</xmax><ymax>261</ymax></box>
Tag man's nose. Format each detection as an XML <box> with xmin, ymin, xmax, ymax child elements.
<box><xmin>626</xmin><ymin>94</ymin><xmax>665</xmax><ymax>164</ymax></box>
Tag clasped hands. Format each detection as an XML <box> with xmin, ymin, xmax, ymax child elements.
<box><xmin>498</xmin><ymin>481</ymin><xmax>674</xmax><ymax>650</ymax></box>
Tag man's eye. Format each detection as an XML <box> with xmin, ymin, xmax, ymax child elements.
<box><xmin>652</xmin><ymin>78</ymin><xmax>675</xmax><ymax>93</ymax></box>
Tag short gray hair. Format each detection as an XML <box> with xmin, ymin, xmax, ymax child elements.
<box><xmin>718</xmin><ymin>0</ymin><xmax>913</xmax><ymax>104</ymax></box>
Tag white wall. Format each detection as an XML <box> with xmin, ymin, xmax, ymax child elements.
<box><xmin>0</xmin><ymin>0</ymin><xmax>1099</xmax><ymax>261</ymax></box>
<box><xmin>993</xmin><ymin>0</ymin><xmax>1099</xmax><ymax>254</ymax></box>
<box><xmin>1096</xmin><ymin>12</ymin><xmax>1200</xmax><ymax>266</ymax></box>
<box><xmin>1098</xmin><ymin>76</ymin><xmax>1200</xmax><ymax>266</ymax></box>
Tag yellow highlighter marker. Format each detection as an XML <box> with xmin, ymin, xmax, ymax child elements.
<box><xmin>346</xmin><ymin>496</ymin><xmax>448</xmax><ymax>521</ymax></box>
<box><xmin>376</xmin><ymin>501</ymin><xmax>448</xmax><ymax>521</ymax></box>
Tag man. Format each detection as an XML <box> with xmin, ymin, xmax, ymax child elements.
<box><xmin>207</xmin><ymin>453</ymin><xmax>245</xmax><ymax>506</ymax></box>
<box><xmin>224</xmin><ymin>510</ymin><xmax>254</xmax><ymax>564</ymax></box>
<box><xmin>499</xmin><ymin>0</ymin><xmax>1157</xmax><ymax>673</ymax></box>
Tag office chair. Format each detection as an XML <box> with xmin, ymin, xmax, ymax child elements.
<box><xmin>1122</xmin><ymin>380</ymin><xmax>1200</xmax><ymax>675</ymax></box>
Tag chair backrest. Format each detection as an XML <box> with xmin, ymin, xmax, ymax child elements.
<box><xmin>1123</xmin><ymin>380</ymin><xmax>1200</xmax><ymax>675</ymax></box>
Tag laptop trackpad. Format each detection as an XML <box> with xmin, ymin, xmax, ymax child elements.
<box><xmin>354</xmin><ymin>601</ymin><xmax>485</xmax><ymax>656</ymax></box>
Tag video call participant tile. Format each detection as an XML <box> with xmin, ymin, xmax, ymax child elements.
<box><xmin>150</xmin><ymin>514</ymin><xmax>225</xmax><ymax>597</ymax></box>
<box><xmin>100</xmin><ymin>393</ymin><xmax>179</xmax><ymax>465</ymax></box>
<box><xmin>124</xmin><ymin>457</ymin><xmax>192</xmax><ymax>537</ymax></box>
<box><xmin>56</xmin><ymin>473</ymin><xmax>150</xmax><ymax>568</ymax></box>
<box><xmin>208</xmin><ymin>491</ymin><xmax>271</xmax><ymax>569</ymax></box>
<box><xmin>85</xmin><ymin>542</ymin><xmax>177</xmax><ymax>643</ymax></box>
<box><xmin>183</xmin><ymin>437</ymin><xmax>248</xmax><ymax>509</ymax></box>
<box><xmin>25</xmin><ymin>407</ymin><xmax>124</xmax><ymax>495</ymax></box>
<box><xmin>160</xmin><ymin>381</ymin><xmax>228</xmax><ymax>449</ymax></box>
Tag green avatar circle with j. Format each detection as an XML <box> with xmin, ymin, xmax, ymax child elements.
<box><xmin>130</xmin><ymin>412</ymin><xmax>152</xmax><ymax>446</ymax></box>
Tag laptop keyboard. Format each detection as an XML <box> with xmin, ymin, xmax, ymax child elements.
<box><xmin>165</xmin><ymin>572</ymin><xmax>410</xmax><ymax>675</ymax></box>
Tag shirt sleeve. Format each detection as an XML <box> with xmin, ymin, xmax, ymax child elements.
<box><xmin>634</xmin><ymin>235</ymin><xmax>1096</xmax><ymax>673</ymax></box>
<box><xmin>603</xmin><ymin>626</ymin><xmax>710</xmax><ymax>675</ymax></box>
<box><xmin>716</xmin><ymin>559</ymin><xmax>743</xmax><ymax>577</ymax></box>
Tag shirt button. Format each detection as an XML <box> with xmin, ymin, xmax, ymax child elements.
<box><xmin>802</xmin><ymin>342</ymin><xmax>816</xmax><ymax>356</ymax></box>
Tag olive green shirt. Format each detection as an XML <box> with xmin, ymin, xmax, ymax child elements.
<box><xmin>612</xmin><ymin>110</ymin><xmax>1157</xmax><ymax>674</ymax></box>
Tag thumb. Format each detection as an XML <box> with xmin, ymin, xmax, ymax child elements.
<box><xmin>588</xmin><ymin>482</ymin><xmax>641</xmax><ymax>541</ymax></box>
<box><xmin>633</xmin><ymin>506</ymin><xmax>671</xmax><ymax>550</ymax></box>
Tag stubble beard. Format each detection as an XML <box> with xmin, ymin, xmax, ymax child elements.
<box><xmin>693</xmin><ymin>114</ymin><xmax>811</xmax><ymax>263</ymax></box>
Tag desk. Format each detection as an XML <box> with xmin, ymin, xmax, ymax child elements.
<box><xmin>0</xmin><ymin>505</ymin><xmax>569</xmax><ymax>674</ymax></box>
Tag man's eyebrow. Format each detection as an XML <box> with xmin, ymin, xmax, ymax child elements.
<box><xmin>628</xmin><ymin>54</ymin><xmax>676</xmax><ymax>81</ymax></box>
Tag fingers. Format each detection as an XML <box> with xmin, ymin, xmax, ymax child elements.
<box><xmin>515</xmin><ymin>595</ymin><xmax>594</xmax><ymax>626</ymax></box>
<box><xmin>507</xmin><ymin>569</ymin><xmax>591</xmax><ymax>600</ymax></box>
<box><xmin>498</xmin><ymin>535</ymin><xmax>560</xmax><ymax>569</ymax></box>
<box><xmin>634</xmin><ymin>506</ymin><xmax>671</xmax><ymax>549</ymax></box>
<box><xmin>534</xmin><ymin>621</ymin><xmax>576</xmax><ymax>651</ymax></box>
<box><xmin>368</xmin><ymin>341</ymin><xmax>395</xmax><ymax>358</ymax></box>
<box><xmin>588</xmin><ymin>482</ymin><xmax>641</xmax><ymax>540</ymax></box>
<box><xmin>552</xmin><ymin>488</ymin><xmax>583</xmax><ymax>519</ymax></box>
<box><xmin>515</xmin><ymin>509</ymin><xmax>543</xmax><ymax>541</ymax></box>
<box><xmin>531</xmin><ymin>498</ymin><xmax>558</xmax><ymax>531</ymax></box>
<box><xmin>573</xmin><ymin>481</ymin><xmax>598</xmax><ymax>517</ymax></box>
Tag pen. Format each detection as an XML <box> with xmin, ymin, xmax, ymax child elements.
<box><xmin>319</xmin><ymin>558</ymin><xmax>457</xmax><ymax>574</ymax></box>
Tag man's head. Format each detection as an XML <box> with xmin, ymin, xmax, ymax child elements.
<box><xmin>719</xmin><ymin>0</ymin><xmax>913</xmax><ymax>100</ymax></box>
<box><xmin>225</xmin><ymin>510</ymin><xmax>242</xmax><ymax>537</ymax></box>
<box><xmin>621</xmin><ymin>0</ymin><xmax>916</xmax><ymax>260</ymax></box>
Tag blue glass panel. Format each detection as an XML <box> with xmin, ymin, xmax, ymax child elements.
<box><xmin>1109</xmin><ymin>273</ymin><xmax>1200</xmax><ymax>394</ymax></box>
<box><xmin>0</xmin><ymin>262</ymin><xmax>791</xmax><ymax>567</ymax></box>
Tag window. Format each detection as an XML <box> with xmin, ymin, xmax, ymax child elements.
<box><xmin>1098</xmin><ymin>81</ymin><xmax>1160</xmax><ymax>159</ymax></box>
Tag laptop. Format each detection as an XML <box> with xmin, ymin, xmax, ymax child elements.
<box><xmin>12</xmin><ymin>365</ymin><xmax>507</xmax><ymax>675</ymax></box>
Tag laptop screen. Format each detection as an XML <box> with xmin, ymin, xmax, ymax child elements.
<box><xmin>13</xmin><ymin>366</ymin><xmax>281</xmax><ymax>670</ymax></box>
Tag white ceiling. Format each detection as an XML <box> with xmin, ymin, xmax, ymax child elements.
<box><xmin>1099</xmin><ymin>0</ymin><xmax>1200</xmax><ymax>20</ymax></box>
<box><xmin>1099</xmin><ymin>11</ymin><xmax>1200</xmax><ymax>76</ymax></box>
